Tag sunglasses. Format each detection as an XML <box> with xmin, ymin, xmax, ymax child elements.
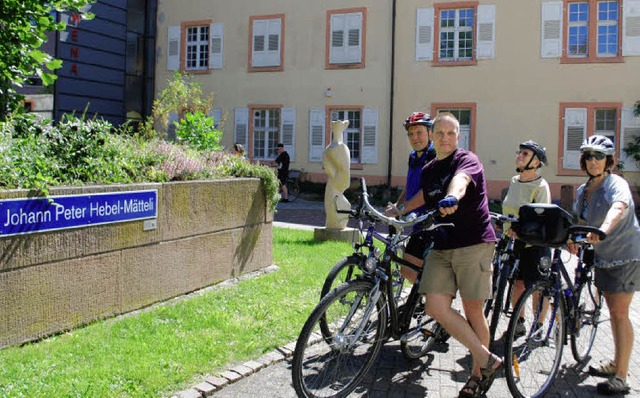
<box><xmin>583</xmin><ymin>152</ymin><xmax>606</xmax><ymax>161</ymax></box>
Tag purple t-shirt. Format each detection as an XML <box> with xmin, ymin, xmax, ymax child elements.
<box><xmin>421</xmin><ymin>149</ymin><xmax>496</xmax><ymax>250</ymax></box>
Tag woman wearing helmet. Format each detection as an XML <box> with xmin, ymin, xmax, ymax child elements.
<box><xmin>385</xmin><ymin>111</ymin><xmax>436</xmax><ymax>283</ymax></box>
<box><xmin>501</xmin><ymin>141</ymin><xmax>551</xmax><ymax>339</ymax></box>
<box><xmin>572</xmin><ymin>135</ymin><xmax>640</xmax><ymax>395</ymax></box>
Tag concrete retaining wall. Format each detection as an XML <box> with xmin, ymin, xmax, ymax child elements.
<box><xmin>0</xmin><ymin>178</ymin><xmax>273</xmax><ymax>348</ymax></box>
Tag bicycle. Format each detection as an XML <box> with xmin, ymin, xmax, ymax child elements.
<box><xmin>483</xmin><ymin>212</ymin><xmax>521</xmax><ymax>345</ymax></box>
<box><xmin>285</xmin><ymin>169</ymin><xmax>302</xmax><ymax>202</ymax></box>
<box><xmin>503</xmin><ymin>220</ymin><xmax>605</xmax><ymax>398</ymax></box>
<box><xmin>291</xmin><ymin>178</ymin><xmax>452</xmax><ymax>398</ymax></box>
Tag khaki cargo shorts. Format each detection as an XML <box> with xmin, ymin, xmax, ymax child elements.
<box><xmin>419</xmin><ymin>242</ymin><xmax>494</xmax><ymax>300</ymax></box>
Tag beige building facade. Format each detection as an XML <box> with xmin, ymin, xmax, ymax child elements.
<box><xmin>155</xmin><ymin>0</ymin><xmax>640</xmax><ymax>200</ymax></box>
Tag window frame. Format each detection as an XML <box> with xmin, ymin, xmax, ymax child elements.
<box><xmin>248</xmin><ymin>14</ymin><xmax>285</xmax><ymax>72</ymax></box>
<box><xmin>430</xmin><ymin>102</ymin><xmax>477</xmax><ymax>152</ymax></box>
<box><xmin>325</xmin><ymin>8</ymin><xmax>367</xmax><ymax>69</ymax></box>
<box><xmin>180</xmin><ymin>20</ymin><xmax>212</xmax><ymax>74</ymax></box>
<box><xmin>557</xmin><ymin>102</ymin><xmax>622</xmax><ymax>175</ymax></box>
<box><xmin>248</xmin><ymin>105</ymin><xmax>283</xmax><ymax>161</ymax></box>
<box><xmin>561</xmin><ymin>0</ymin><xmax>623</xmax><ymax>63</ymax></box>
<box><xmin>433</xmin><ymin>1</ymin><xmax>479</xmax><ymax>66</ymax></box>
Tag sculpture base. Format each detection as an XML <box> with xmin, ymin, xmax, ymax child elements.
<box><xmin>314</xmin><ymin>227</ymin><xmax>361</xmax><ymax>243</ymax></box>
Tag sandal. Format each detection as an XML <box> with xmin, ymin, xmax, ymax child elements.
<box><xmin>458</xmin><ymin>375</ymin><xmax>482</xmax><ymax>398</ymax></box>
<box><xmin>597</xmin><ymin>376</ymin><xmax>630</xmax><ymax>395</ymax></box>
<box><xmin>588</xmin><ymin>360</ymin><xmax>616</xmax><ymax>378</ymax></box>
<box><xmin>479</xmin><ymin>353</ymin><xmax>503</xmax><ymax>394</ymax></box>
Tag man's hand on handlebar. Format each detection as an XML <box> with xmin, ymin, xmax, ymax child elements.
<box><xmin>437</xmin><ymin>195</ymin><xmax>459</xmax><ymax>217</ymax></box>
<box><xmin>586</xmin><ymin>231</ymin><xmax>604</xmax><ymax>245</ymax></box>
<box><xmin>384</xmin><ymin>202</ymin><xmax>403</xmax><ymax>218</ymax></box>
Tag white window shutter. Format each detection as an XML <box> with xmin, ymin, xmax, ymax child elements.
<box><xmin>167</xmin><ymin>26</ymin><xmax>181</xmax><ymax>70</ymax></box>
<box><xmin>476</xmin><ymin>5</ymin><xmax>495</xmax><ymax>59</ymax></box>
<box><xmin>234</xmin><ymin>108</ymin><xmax>248</xmax><ymax>146</ymax></box>
<box><xmin>623</xmin><ymin>0</ymin><xmax>640</xmax><ymax>56</ymax></box>
<box><xmin>267</xmin><ymin>19</ymin><xmax>282</xmax><ymax>67</ymax></box>
<box><xmin>210</xmin><ymin>108</ymin><xmax>222</xmax><ymax>129</ymax></box>
<box><xmin>416</xmin><ymin>8</ymin><xmax>434</xmax><ymax>61</ymax></box>
<box><xmin>210</xmin><ymin>23</ymin><xmax>223</xmax><ymax>69</ymax></box>
<box><xmin>252</xmin><ymin>20</ymin><xmax>267</xmax><ymax>67</ymax></box>
<box><xmin>309</xmin><ymin>108</ymin><xmax>325</xmax><ymax>162</ymax></box>
<box><xmin>621</xmin><ymin>108</ymin><xmax>640</xmax><ymax>171</ymax></box>
<box><xmin>541</xmin><ymin>2</ymin><xmax>563</xmax><ymax>58</ymax></box>
<box><xmin>563</xmin><ymin>108</ymin><xmax>587</xmax><ymax>170</ymax></box>
<box><xmin>329</xmin><ymin>14</ymin><xmax>346</xmax><ymax>64</ymax></box>
<box><xmin>346</xmin><ymin>13</ymin><xmax>363</xmax><ymax>63</ymax></box>
<box><xmin>281</xmin><ymin>108</ymin><xmax>296</xmax><ymax>161</ymax></box>
<box><xmin>361</xmin><ymin>108</ymin><xmax>378</xmax><ymax>164</ymax></box>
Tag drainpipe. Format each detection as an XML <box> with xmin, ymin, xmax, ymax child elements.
<box><xmin>387</xmin><ymin>0</ymin><xmax>397</xmax><ymax>187</ymax></box>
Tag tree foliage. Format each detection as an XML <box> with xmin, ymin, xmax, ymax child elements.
<box><xmin>0</xmin><ymin>0</ymin><xmax>94</xmax><ymax>120</ymax></box>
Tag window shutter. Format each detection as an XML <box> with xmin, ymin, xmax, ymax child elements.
<box><xmin>309</xmin><ymin>108</ymin><xmax>325</xmax><ymax>162</ymax></box>
<box><xmin>623</xmin><ymin>0</ymin><xmax>640</xmax><ymax>56</ymax></box>
<box><xmin>476</xmin><ymin>5</ymin><xmax>495</xmax><ymax>59</ymax></box>
<box><xmin>416</xmin><ymin>8</ymin><xmax>434</xmax><ymax>61</ymax></box>
<box><xmin>346</xmin><ymin>13</ymin><xmax>363</xmax><ymax>63</ymax></box>
<box><xmin>266</xmin><ymin>19</ymin><xmax>281</xmax><ymax>66</ymax></box>
<box><xmin>621</xmin><ymin>108</ymin><xmax>640</xmax><ymax>171</ymax></box>
<box><xmin>329</xmin><ymin>14</ymin><xmax>346</xmax><ymax>64</ymax></box>
<box><xmin>234</xmin><ymin>108</ymin><xmax>248</xmax><ymax>147</ymax></box>
<box><xmin>210</xmin><ymin>23</ymin><xmax>223</xmax><ymax>69</ymax></box>
<box><xmin>252</xmin><ymin>20</ymin><xmax>267</xmax><ymax>67</ymax></box>
<box><xmin>281</xmin><ymin>108</ymin><xmax>296</xmax><ymax>161</ymax></box>
<box><xmin>210</xmin><ymin>108</ymin><xmax>222</xmax><ymax>129</ymax></box>
<box><xmin>541</xmin><ymin>2</ymin><xmax>563</xmax><ymax>58</ymax></box>
<box><xmin>563</xmin><ymin>108</ymin><xmax>587</xmax><ymax>170</ymax></box>
<box><xmin>361</xmin><ymin>108</ymin><xmax>378</xmax><ymax>164</ymax></box>
<box><xmin>167</xmin><ymin>26</ymin><xmax>181</xmax><ymax>70</ymax></box>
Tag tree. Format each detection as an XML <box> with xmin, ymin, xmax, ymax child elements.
<box><xmin>0</xmin><ymin>0</ymin><xmax>94</xmax><ymax>120</ymax></box>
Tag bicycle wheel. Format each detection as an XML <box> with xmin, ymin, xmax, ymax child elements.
<box><xmin>292</xmin><ymin>280</ymin><xmax>387</xmax><ymax>398</ymax></box>
<box><xmin>400</xmin><ymin>295</ymin><xmax>449</xmax><ymax>359</ymax></box>
<box><xmin>487</xmin><ymin>259</ymin><xmax>510</xmax><ymax>344</ymax></box>
<box><xmin>570</xmin><ymin>277</ymin><xmax>602</xmax><ymax>363</ymax></box>
<box><xmin>504</xmin><ymin>281</ymin><xmax>565</xmax><ymax>398</ymax></box>
<box><xmin>287</xmin><ymin>180</ymin><xmax>300</xmax><ymax>201</ymax></box>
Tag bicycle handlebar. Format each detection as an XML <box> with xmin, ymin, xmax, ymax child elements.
<box><xmin>489</xmin><ymin>212</ymin><xmax>518</xmax><ymax>224</ymax></box>
<box><xmin>568</xmin><ymin>225</ymin><xmax>606</xmax><ymax>241</ymax></box>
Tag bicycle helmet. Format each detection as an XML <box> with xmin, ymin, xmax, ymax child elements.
<box><xmin>403</xmin><ymin>112</ymin><xmax>433</xmax><ymax>130</ymax></box>
<box><xmin>580</xmin><ymin>135</ymin><xmax>614</xmax><ymax>156</ymax></box>
<box><xmin>517</xmin><ymin>140</ymin><xmax>547</xmax><ymax>172</ymax></box>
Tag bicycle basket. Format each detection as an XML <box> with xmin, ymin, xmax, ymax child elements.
<box><xmin>514</xmin><ymin>204</ymin><xmax>574</xmax><ymax>247</ymax></box>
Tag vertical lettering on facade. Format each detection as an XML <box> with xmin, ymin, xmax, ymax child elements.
<box><xmin>69</xmin><ymin>12</ymin><xmax>81</xmax><ymax>75</ymax></box>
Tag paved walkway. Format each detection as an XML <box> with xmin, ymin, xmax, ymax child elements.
<box><xmin>173</xmin><ymin>197</ymin><xmax>640</xmax><ymax>397</ymax></box>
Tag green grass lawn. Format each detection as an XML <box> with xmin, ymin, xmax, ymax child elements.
<box><xmin>0</xmin><ymin>228</ymin><xmax>352</xmax><ymax>397</ymax></box>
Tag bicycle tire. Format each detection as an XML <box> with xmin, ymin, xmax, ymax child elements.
<box><xmin>400</xmin><ymin>294</ymin><xmax>449</xmax><ymax>359</ymax></box>
<box><xmin>292</xmin><ymin>280</ymin><xmax>387</xmax><ymax>398</ymax></box>
<box><xmin>287</xmin><ymin>180</ymin><xmax>300</xmax><ymax>202</ymax></box>
<box><xmin>504</xmin><ymin>281</ymin><xmax>565</xmax><ymax>398</ymax></box>
<box><xmin>570</xmin><ymin>276</ymin><xmax>602</xmax><ymax>363</ymax></box>
<box><xmin>487</xmin><ymin>260</ymin><xmax>510</xmax><ymax>344</ymax></box>
<box><xmin>320</xmin><ymin>255</ymin><xmax>364</xmax><ymax>300</ymax></box>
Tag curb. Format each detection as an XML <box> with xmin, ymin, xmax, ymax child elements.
<box><xmin>172</xmin><ymin>341</ymin><xmax>297</xmax><ymax>398</ymax></box>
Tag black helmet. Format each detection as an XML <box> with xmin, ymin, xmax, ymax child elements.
<box><xmin>403</xmin><ymin>112</ymin><xmax>433</xmax><ymax>130</ymax></box>
<box><xmin>519</xmin><ymin>140</ymin><xmax>547</xmax><ymax>166</ymax></box>
<box><xmin>580</xmin><ymin>135</ymin><xmax>614</xmax><ymax>156</ymax></box>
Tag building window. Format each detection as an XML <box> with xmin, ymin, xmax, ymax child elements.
<box><xmin>252</xmin><ymin>108</ymin><xmax>280</xmax><ymax>160</ymax></box>
<box><xmin>185</xmin><ymin>25</ymin><xmax>209</xmax><ymax>70</ymax></box>
<box><xmin>431</xmin><ymin>103</ymin><xmax>477</xmax><ymax>152</ymax></box>
<box><xmin>331</xmin><ymin>109</ymin><xmax>361</xmax><ymax>162</ymax></box>
<box><xmin>559</xmin><ymin>102</ymin><xmax>622</xmax><ymax>173</ymax></box>
<box><xmin>439</xmin><ymin>8</ymin><xmax>474</xmax><ymax>61</ymax></box>
<box><xmin>249</xmin><ymin>15</ymin><xmax>284</xmax><ymax>71</ymax></box>
<box><xmin>327</xmin><ymin>8</ymin><xmax>366</xmax><ymax>68</ymax></box>
<box><xmin>563</xmin><ymin>0</ymin><xmax>621</xmax><ymax>62</ymax></box>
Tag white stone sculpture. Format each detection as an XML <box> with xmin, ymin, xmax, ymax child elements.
<box><xmin>323</xmin><ymin>120</ymin><xmax>351</xmax><ymax>229</ymax></box>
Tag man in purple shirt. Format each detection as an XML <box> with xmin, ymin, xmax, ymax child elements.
<box><xmin>409</xmin><ymin>112</ymin><xmax>501</xmax><ymax>398</ymax></box>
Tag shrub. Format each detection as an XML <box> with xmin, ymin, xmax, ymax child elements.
<box><xmin>174</xmin><ymin>111</ymin><xmax>222</xmax><ymax>151</ymax></box>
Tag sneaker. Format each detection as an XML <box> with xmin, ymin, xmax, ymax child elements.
<box><xmin>589</xmin><ymin>361</ymin><xmax>617</xmax><ymax>378</ymax></box>
<box><xmin>597</xmin><ymin>376</ymin><xmax>630</xmax><ymax>395</ymax></box>
<box><xmin>501</xmin><ymin>318</ymin><xmax>526</xmax><ymax>340</ymax></box>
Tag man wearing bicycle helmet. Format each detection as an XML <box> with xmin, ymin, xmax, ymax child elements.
<box><xmin>570</xmin><ymin>135</ymin><xmax>640</xmax><ymax>395</ymax></box>
<box><xmin>501</xmin><ymin>140</ymin><xmax>551</xmax><ymax>339</ymax></box>
<box><xmin>385</xmin><ymin>111</ymin><xmax>436</xmax><ymax>282</ymax></box>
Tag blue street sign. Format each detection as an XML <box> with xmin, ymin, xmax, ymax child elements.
<box><xmin>0</xmin><ymin>190</ymin><xmax>158</xmax><ymax>237</ymax></box>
